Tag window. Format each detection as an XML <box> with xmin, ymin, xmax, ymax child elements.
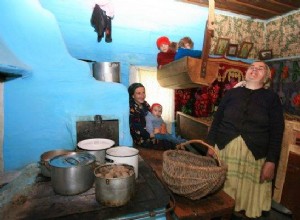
<box><xmin>129</xmin><ymin>66</ymin><xmax>175</xmax><ymax>133</ymax></box>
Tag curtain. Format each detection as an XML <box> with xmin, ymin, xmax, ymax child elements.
<box><xmin>129</xmin><ymin>66</ymin><xmax>175</xmax><ymax>133</ymax></box>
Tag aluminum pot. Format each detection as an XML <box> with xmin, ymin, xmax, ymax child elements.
<box><xmin>49</xmin><ymin>152</ymin><xmax>96</xmax><ymax>195</ymax></box>
<box><xmin>93</xmin><ymin>62</ymin><xmax>120</xmax><ymax>82</ymax></box>
<box><xmin>77</xmin><ymin>138</ymin><xmax>115</xmax><ymax>164</ymax></box>
<box><xmin>94</xmin><ymin>164</ymin><xmax>135</xmax><ymax>207</ymax></box>
<box><xmin>105</xmin><ymin>147</ymin><xmax>139</xmax><ymax>179</ymax></box>
<box><xmin>40</xmin><ymin>149</ymin><xmax>73</xmax><ymax>177</ymax></box>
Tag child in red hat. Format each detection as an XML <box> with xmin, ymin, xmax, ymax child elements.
<box><xmin>156</xmin><ymin>36</ymin><xmax>176</xmax><ymax>69</ymax></box>
<box><xmin>145</xmin><ymin>103</ymin><xmax>186</xmax><ymax>145</ymax></box>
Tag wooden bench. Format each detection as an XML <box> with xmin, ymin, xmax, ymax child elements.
<box><xmin>137</xmin><ymin>147</ymin><xmax>235</xmax><ymax>220</ymax></box>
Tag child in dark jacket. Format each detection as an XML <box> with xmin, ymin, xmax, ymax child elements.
<box><xmin>174</xmin><ymin>36</ymin><xmax>202</xmax><ymax>60</ymax></box>
<box><xmin>156</xmin><ymin>36</ymin><xmax>175</xmax><ymax>69</ymax></box>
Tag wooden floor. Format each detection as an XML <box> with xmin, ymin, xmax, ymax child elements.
<box><xmin>137</xmin><ymin>147</ymin><xmax>235</xmax><ymax>220</ymax></box>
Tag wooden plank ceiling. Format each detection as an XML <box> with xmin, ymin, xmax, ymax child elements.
<box><xmin>182</xmin><ymin>0</ymin><xmax>300</xmax><ymax>20</ymax></box>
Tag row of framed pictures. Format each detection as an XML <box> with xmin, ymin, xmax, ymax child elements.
<box><xmin>214</xmin><ymin>38</ymin><xmax>272</xmax><ymax>60</ymax></box>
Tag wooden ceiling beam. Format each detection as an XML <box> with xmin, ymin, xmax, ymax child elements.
<box><xmin>237</xmin><ymin>0</ymin><xmax>299</xmax><ymax>14</ymax></box>
<box><xmin>182</xmin><ymin>0</ymin><xmax>300</xmax><ymax>20</ymax></box>
<box><xmin>215</xmin><ymin>0</ymin><xmax>279</xmax><ymax>16</ymax></box>
<box><xmin>271</xmin><ymin>0</ymin><xmax>300</xmax><ymax>9</ymax></box>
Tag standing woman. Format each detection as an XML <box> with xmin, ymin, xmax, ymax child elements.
<box><xmin>128</xmin><ymin>83</ymin><xmax>175</xmax><ymax>149</ymax></box>
<box><xmin>207</xmin><ymin>61</ymin><xmax>285</xmax><ymax>219</ymax></box>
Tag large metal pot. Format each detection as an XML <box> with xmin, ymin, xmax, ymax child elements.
<box><xmin>49</xmin><ymin>152</ymin><xmax>96</xmax><ymax>195</ymax></box>
<box><xmin>93</xmin><ymin>62</ymin><xmax>120</xmax><ymax>82</ymax></box>
<box><xmin>77</xmin><ymin>138</ymin><xmax>115</xmax><ymax>164</ymax></box>
<box><xmin>94</xmin><ymin>164</ymin><xmax>135</xmax><ymax>207</ymax></box>
<box><xmin>105</xmin><ymin>147</ymin><xmax>139</xmax><ymax>179</ymax></box>
<box><xmin>40</xmin><ymin>149</ymin><xmax>73</xmax><ymax>177</ymax></box>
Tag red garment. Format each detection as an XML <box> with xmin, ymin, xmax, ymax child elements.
<box><xmin>157</xmin><ymin>50</ymin><xmax>175</xmax><ymax>68</ymax></box>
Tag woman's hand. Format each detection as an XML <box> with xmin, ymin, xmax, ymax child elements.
<box><xmin>206</xmin><ymin>148</ymin><xmax>216</xmax><ymax>158</ymax></box>
<box><xmin>260</xmin><ymin>161</ymin><xmax>275</xmax><ymax>183</ymax></box>
<box><xmin>160</xmin><ymin>123</ymin><xmax>167</xmax><ymax>134</ymax></box>
<box><xmin>154</xmin><ymin>127</ymin><xmax>161</xmax><ymax>134</ymax></box>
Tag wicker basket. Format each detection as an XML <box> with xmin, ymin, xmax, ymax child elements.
<box><xmin>162</xmin><ymin>140</ymin><xmax>227</xmax><ymax>200</ymax></box>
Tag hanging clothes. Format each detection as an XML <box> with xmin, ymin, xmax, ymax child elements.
<box><xmin>91</xmin><ymin>4</ymin><xmax>113</xmax><ymax>43</ymax></box>
<box><xmin>94</xmin><ymin>0</ymin><xmax>114</xmax><ymax>17</ymax></box>
<box><xmin>90</xmin><ymin>4</ymin><xmax>107</xmax><ymax>42</ymax></box>
<box><xmin>105</xmin><ymin>16</ymin><xmax>112</xmax><ymax>43</ymax></box>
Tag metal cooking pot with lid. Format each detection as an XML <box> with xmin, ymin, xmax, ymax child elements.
<box><xmin>40</xmin><ymin>149</ymin><xmax>73</xmax><ymax>177</ymax></box>
<box><xmin>77</xmin><ymin>138</ymin><xmax>115</xmax><ymax>164</ymax></box>
<box><xmin>49</xmin><ymin>152</ymin><xmax>96</xmax><ymax>195</ymax></box>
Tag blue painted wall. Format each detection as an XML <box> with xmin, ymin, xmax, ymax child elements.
<box><xmin>0</xmin><ymin>0</ymin><xmax>209</xmax><ymax>171</ymax></box>
<box><xmin>40</xmin><ymin>0</ymin><xmax>208</xmax><ymax>86</ymax></box>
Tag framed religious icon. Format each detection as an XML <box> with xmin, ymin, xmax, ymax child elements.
<box><xmin>237</xmin><ymin>41</ymin><xmax>253</xmax><ymax>59</ymax></box>
<box><xmin>226</xmin><ymin>44</ymin><xmax>238</xmax><ymax>56</ymax></box>
<box><xmin>259</xmin><ymin>49</ymin><xmax>272</xmax><ymax>60</ymax></box>
<box><xmin>214</xmin><ymin>38</ymin><xmax>230</xmax><ymax>55</ymax></box>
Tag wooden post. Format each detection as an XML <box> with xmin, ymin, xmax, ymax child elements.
<box><xmin>200</xmin><ymin>0</ymin><xmax>215</xmax><ymax>78</ymax></box>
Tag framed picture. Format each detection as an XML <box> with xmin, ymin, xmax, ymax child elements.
<box><xmin>226</xmin><ymin>44</ymin><xmax>238</xmax><ymax>56</ymax></box>
<box><xmin>237</xmin><ymin>42</ymin><xmax>253</xmax><ymax>59</ymax></box>
<box><xmin>259</xmin><ymin>49</ymin><xmax>272</xmax><ymax>60</ymax></box>
<box><xmin>214</xmin><ymin>38</ymin><xmax>230</xmax><ymax>55</ymax></box>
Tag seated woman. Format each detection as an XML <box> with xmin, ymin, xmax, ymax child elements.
<box><xmin>174</xmin><ymin>36</ymin><xmax>202</xmax><ymax>60</ymax></box>
<box><xmin>128</xmin><ymin>83</ymin><xmax>175</xmax><ymax>150</ymax></box>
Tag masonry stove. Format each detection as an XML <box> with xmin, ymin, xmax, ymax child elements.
<box><xmin>76</xmin><ymin>115</ymin><xmax>119</xmax><ymax>145</ymax></box>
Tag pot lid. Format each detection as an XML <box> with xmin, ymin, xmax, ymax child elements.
<box><xmin>77</xmin><ymin>138</ymin><xmax>115</xmax><ymax>151</ymax></box>
<box><xmin>106</xmin><ymin>146</ymin><xmax>139</xmax><ymax>157</ymax></box>
<box><xmin>40</xmin><ymin>149</ymin><xmax>73</xmax><ymax>161</ymax></box>
<box><xmin>49</xmin><ymin>152</ymin><xmax>95</xmax><ymax>168</ymax></box>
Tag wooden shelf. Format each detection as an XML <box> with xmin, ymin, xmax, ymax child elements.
<box><xmin>157</xmin><ymin>56</ymin><xmax>250</xmax><ymax>89</ymax></box>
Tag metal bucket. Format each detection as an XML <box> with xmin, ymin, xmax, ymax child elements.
<box><xmin>93</xmin><ymin>62</ymin><xmax>120</xmax><ymax>82</ymax></box>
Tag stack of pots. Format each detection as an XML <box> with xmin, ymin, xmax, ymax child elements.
<box><xmin>93</xmin><ymin>146</ymin><xmax>139</xmax><ymax>207</ymax></box>
<box><xmin>105</xmin><ymin>147</ymin><xmax>139</xmax><ymax>179</ymax></box>
<box><xmin>94</xmin><ymin>163</ymin><xmax>135</xmax><ymax>207</ymax></box>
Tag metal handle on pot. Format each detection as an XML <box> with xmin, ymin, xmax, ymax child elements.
<box><xmin>65</xmin><ymin>157</ymin><xmax>80</xmax><ymax>166</ymax></box>
<box><xmin>105</xmin><ymin>157</ymin><xmax>114</xmax><ymax>163</ymax></box>
<box><xmin>110</xmin><ymin>62</ymin><xmax>119</xmax><ymax>67</ymax></box>
<box><xmin>40</xmin><ymin>160</ymin><xmax>51</xmax><ymax>170</ymax></box>
<box><xmin>39</xmin><ymin>160</ymin><xmax>50</xmax><ymax>172</ymax></box>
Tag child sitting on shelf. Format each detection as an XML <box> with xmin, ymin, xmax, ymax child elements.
<box><xmin>146</xmin><ymin>103</ymin><xmax>186</xmax><ymax>145</ymax></box>
<box><xmin>174</xmin><ymin>36</ymin><xmax>202</xmax><ymax>60</ymax></box>
<box><xmin>156</xmin><ymin>36</ymin><xmax>176</xmax><ymax>69</ymax></box>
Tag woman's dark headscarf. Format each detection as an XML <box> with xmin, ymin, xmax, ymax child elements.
<box><xmin>128</xmin><ymin>83</ymin><xmax>145</xmax><ymax>102</ymax></box>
